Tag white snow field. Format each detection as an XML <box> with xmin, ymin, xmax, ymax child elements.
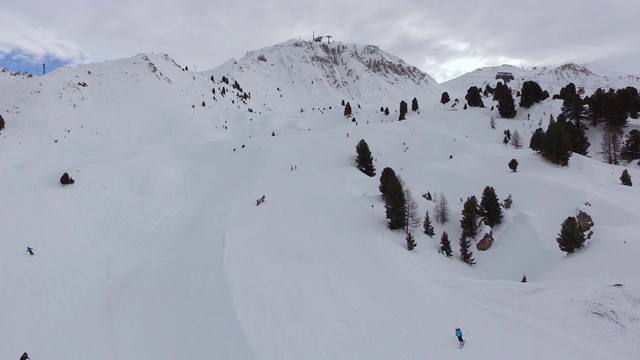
<box><xmin>1</xmin><ymin>41</ymin><xmax>640</xmax><ymax>359</ymax></box>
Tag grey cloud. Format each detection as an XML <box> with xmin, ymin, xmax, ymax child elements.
<box><xmin>2</xmin><ymin>0</ymin><xmax>638</xmax><ymax>81</ymax></box>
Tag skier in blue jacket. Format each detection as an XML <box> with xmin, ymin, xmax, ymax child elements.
<box><xmin>455</xmin><ymin>328</ymin><xmax>464</xmax><ymax>343</ymax></box>
<box><xmin>26</xmin><ymin>247</ymin><xmax>34</xmax><ymax>256</ymax></box>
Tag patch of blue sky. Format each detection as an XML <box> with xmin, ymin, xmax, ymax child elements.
<box><xmin>0</xmin><ymin>51</ymin><xmax>68</xmax><ymax>75</ymax></box>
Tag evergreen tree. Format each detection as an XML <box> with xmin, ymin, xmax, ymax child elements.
<box><xmin>440</xmin><ymin>232</ymin><xmax>453</xmax><ymax>257</ymax></box>
<box><xmin>459</xmin><ymin>234</ymin><xmax>476</xmax><ymax>265</ymax></box>
<box><xmin>60</xmin><ymin>172</ymin><xmax>75</xmax><ymax>185</ymax></box>
<box><xmin>559</xmin><ymin>116</ymin><xmax>590</xmax><ymax>156</ymax></box>
<box><xmin>541</xmin><ymin>119</ymin><xmax>572</xmax><ymax>166</ymax></box>
<box><xmin>406</xmin><ymin>231</ymin><xmax>417</xmax><ymax>251</ymax></box>
<box><xmin>423</xmin><ymin>210</ymin><xmax>435</xmax><ymax>237</ymax></box>
<box><xmin>0</xmin><ymin>114</ymin><xmax>4</xmax><ymax>130</ymax></box>
<box><xmin>556</xmin><ymin>216</ymin><xmax>586</xmax><ymax>254</ymax></box>
<box><xmin>554</xmin><ymin>83</ymin><xmax>577</xmax><ymax>100</ymax></box>
<box><xmin>384</xmin><ymin>107</ymin><xmax>390</xmax><ymax>116</ymax></box>
<box><xmin>521</xmin><ymin>275</ymin><xmax>527</xmax><ymax>283</ymax></box>
<box><xmin>380</xmin><ymin>106</ymin><xmax>384</xmax><ymax>112</ymax></box>
<box><xmin>342</xmin><ymin>99</ymin><xmax>345</xmax><ymax>106</ymax></box>
<box><xmin>460</xmin><ymin>196</ymin><xmax>480</xmax><ymax>239</ymax></box>
<box><xmin>508</xmin><ymin>159</ymin><xmax>518</xmax><ymax>172</ymax></box>
<box><xmin>411</xmin><ymin>97</ymin><xmax>419</xmax><ymax>111</ymax></box>
<box><xmin>479</xmin><ymin>186</ymin><xmax>503</xmax><ymax>227</ymax></box>
<box><xmin>560</xmin><ymin>93</ymin><xmax>587</xmax><ymax>130</ymax></box>
<box><xmin>585</xmin><ymin>88</ymin><xmax>629</xmax><ymax>128</ymax></box>
<box><xmin>441</xmin><ymin>92</ymin><xmax>450</xmax><ymax>104</ymax></box>
<box><xmin>621</xmin><ymin>129</ymin><xmax>640</xmax><ymax>161</ymax></box>
<box><xmin>485</xmin><ymin>84</ymin><xmax>495</xmax><ymax>96</ymax></box>
<box><xmin>399</xmin><ymin>100</ymin><xmax>408</xmax><ymax>120</ymax></box>
<box><xmin>498</xmin><ymin>85</ymin><xmax>517</xmax><ymax>119</ymax></box>
<box><xmin>344</xmin><ymin>102</ymin><xmax>352</xmax><ymax>117</ymax></box>
<box><xmin>621</xmin><ymin>169</ymin><xmax>632</xmax><ymax>186</ymax></box>
<box><xmin>503</xmin><ymin>135</ymin><xmax>509</xmax><ymax>145</ymax></box>
<box><xmin>617</xmin><ymin>86</ymin><xmax>640</xmax><ymax>119</ymax></box>
<box><xmin>493</xmin><ymin>82</ymin><xmax>507</xmax><ymax>101</ymax></box>
<box><xmin>379</xmin><ymin>167</ymin><xmax>397</xmax><ymax>200</ymax></box>
<box><xmin>355</xmin><ymin>139</ymin><xmax>376</xmax><ymax>177</ymax></box>
<box><xmin>381</xmin><ymin>169</ymin><xmax>407</xmax><ymax>230</ymax></box>
<box><xmin>465</xmin><ymin>86</ymin><xmax>485</xmax><ymax>108</ymax></box>
<box><xmin>519</xmin><ymin>81</ymin><xmax>549</xmax><ymax>108</ymax></box>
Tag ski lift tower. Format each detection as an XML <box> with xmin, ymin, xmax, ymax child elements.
<box><xmin>326</xmin><ymin>35</ymin><xmax>332</xmax><ymax>44</ymax></box>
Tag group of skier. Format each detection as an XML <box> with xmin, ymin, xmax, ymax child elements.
<box><xmin>256</xmin><ymin>195</ymin><xmax>266</xmax><ymax>206</ymax></box>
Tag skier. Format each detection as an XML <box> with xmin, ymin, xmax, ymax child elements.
<box><xmin>20</xmin><ymin>352</ymin><xmax>30</xmax><ymax>360</ymax></box>
<box><xmin>261</xmin><ymin>195</ymin><xmax>266</xmax><ymax>202</ymax></box>
<box><xmin>455</xmin><ymin>327</ymin><xmax>464</xmax><ymax>344</ymax></box>
<box><xmin>26</xmin><ymin>247</ymin><xmax>34</xmax><ymax>256</ymax></box>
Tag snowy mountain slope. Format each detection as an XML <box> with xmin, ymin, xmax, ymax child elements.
<box><xmin>443</xmin><ymin>62</ymin><xmax>640</xmax><ymax>98</ymax></box>
<box><xmin>0</xmin><ymin>53</ymin><xmax>244</xmax><ymax>159</ymax></box>
<box><xmin>203</xmin><ymin>39</ymin><xmax>444</xmax><ymax>116</ymax></box>
<box><xmin>1</xmin><ymin>43</ymin><xmax>640</xmax><ymax>360</ymax></box>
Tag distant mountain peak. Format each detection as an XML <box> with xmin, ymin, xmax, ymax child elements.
<box><xmin>206</xmin><ymin>39</ymin><xmax>443</xmax><ymax>111</ymax></box>
<box><xmin>239</xmin><ymin>39</ymin><xmax>436</xmax><ymax>86</ymax></box>
<box><xmin>554</xmin><ymin>63</ymin><xmax>595</xmax><ymax>77</ymax></box>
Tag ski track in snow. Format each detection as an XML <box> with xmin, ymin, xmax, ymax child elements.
<box><xmin>109</xmin><ymin>153</ymin><xmax>191</xmax><ymax>270</ymax></box>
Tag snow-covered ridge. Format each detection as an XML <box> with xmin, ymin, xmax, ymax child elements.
<box><xmin>0</xmin><ymin>67</ymin><xmax>33</xmax><ymax>82</ymax></box>
<box><xmin>247</xmin><ymin>39</ymin><xmax>434</xmax><ymax>85</ymax></box>
<box><xmin>0</xmin><ymin>52</ymin><xmax>246</xmax><ymax>159</ymax></box>
<box><xmin>444</xmin><ymin>62</ymin><xmax>640</xmax><ymax>97</ymax></box>
<box><xmin>204</xmin><ymin>39</ymin><xmax>444</xmax><ymax>112</ymax></box>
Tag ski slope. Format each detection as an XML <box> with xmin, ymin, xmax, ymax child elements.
<box><xmin>1</xmin><ymin>46</ymin><xmax>640</xmax><ymax>359</ymax></box>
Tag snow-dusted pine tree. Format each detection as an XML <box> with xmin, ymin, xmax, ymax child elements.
<box><xmin>459</xmin><ymin>235</ymin><xmax>476</xmax><ymax>265</ymax></box>
<box><xmin>423</xmin><ymin>210</ymin><xmax>435</xmax><ymax>237</ymax></box>
<box><xmin>440</xmin><ymin>232</ymin><xmax>452</xmax><ymax>257</ymax></box>
<box><xmin>556</xmin><ymin>216</ymin><xmax>586</xmax><ymax>254</ymax></box>
<box><xmin>406</xmin><ymin>231</ymin><xmax>416</xmax><ymax>251</ymax></box>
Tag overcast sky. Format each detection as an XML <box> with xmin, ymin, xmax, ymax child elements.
<box><xmin>1</xmin><ymin>0</ymin><xmax>638</xmax><ymax>82</ymax></box>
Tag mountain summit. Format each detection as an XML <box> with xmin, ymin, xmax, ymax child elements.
<box><xmin>205</xmin><ymin>39</ymin><xmax>443</xmax><ymax>113</ymax></box>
